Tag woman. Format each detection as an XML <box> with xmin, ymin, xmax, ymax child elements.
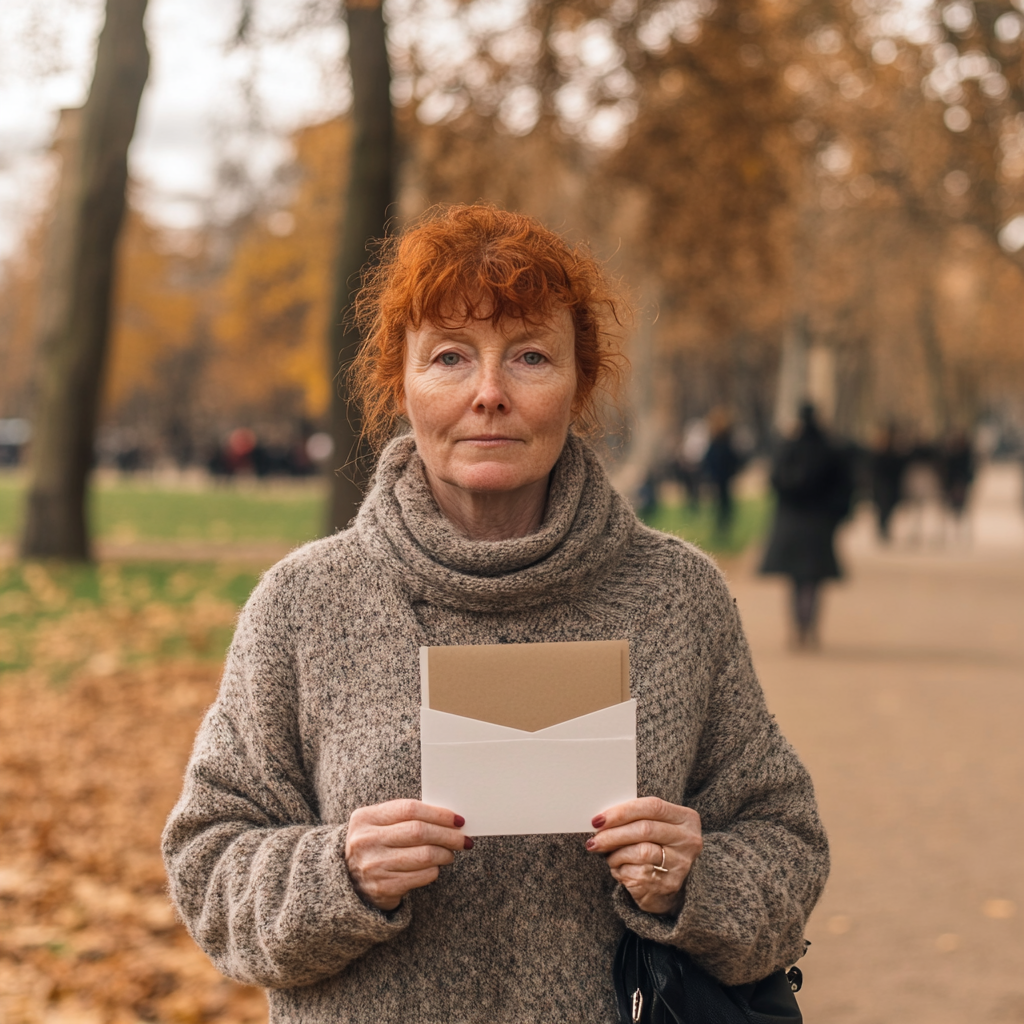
<box><xmin>163</xmin><ymin>205</ymin><xmax>828</xmax><ymax>1022</ymax></box>
<box><xmin>761</xmin><ymin>403</ymin><xmax>854</xmax><ymax>648</ymax></box>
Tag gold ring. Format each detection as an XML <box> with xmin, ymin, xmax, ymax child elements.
<box><xmin>652</xmin><ymin>845</ymin><xmax>669</xmax><ymax>874</ymax></box>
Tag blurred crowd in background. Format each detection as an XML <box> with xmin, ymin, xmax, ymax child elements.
<box><xmin>635</xmin><ymin>406</ymin><xmax>1014</xmax><ymax>538</ymax></box>
<box><xmin>3</xmin><ymin>401</ymin><xmax>1018</xmax><ymax>546</ymax></box>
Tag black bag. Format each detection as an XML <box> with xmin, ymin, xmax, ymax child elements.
<box><xmin>613</xmin><ymin>931</ymin><xmax>804</xmax><ymax>1024</ymax></box>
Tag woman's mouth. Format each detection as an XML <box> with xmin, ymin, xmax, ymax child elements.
<box><xmin>458</xmin><ymin>436</ymin><xmax>522</xmax><ymax>444</ymax></box>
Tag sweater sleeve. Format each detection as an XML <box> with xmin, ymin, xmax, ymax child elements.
<box><xmin>613</xmin><ymin>581</ymin><xmax>829</xmax><ymax>986</ymax></box>
<box><xmin>161</xmin><ymin>566</ymin><xmax>411</xmax><ymax>989</ymax></box>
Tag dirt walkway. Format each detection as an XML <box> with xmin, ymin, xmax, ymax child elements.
<box><xmin>726</xmin><ymin>466</ymin><xmax>1024</xmax><ymax>1024</ymax></box>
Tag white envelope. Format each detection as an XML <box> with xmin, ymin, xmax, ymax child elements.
<box><xmin>420</xmin><ymin>700</ymin><xmax>637</xmax><ymax>836</ymax></box>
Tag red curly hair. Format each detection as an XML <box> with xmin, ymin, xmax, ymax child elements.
<box><xmin>349</xmin><ymin>204</ymin><xmax>628</xmax><ymax>450</ymax></box>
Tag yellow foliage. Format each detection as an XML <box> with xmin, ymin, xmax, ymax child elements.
<box><xmin>104</xmin><ymin>215</ymin><xmax>205</xmax><ymax>412</ymax></box>
<box><xmin>210</xmin><ymin>117</ymin><xmax>350</xmax><ymax>419</ymax></box>
<box><xmin>101</xmin><ymin>115</ymin><xmax>350</xmax><ymax>428</ymax></box>
<box><xmin>3</xmin><ymin>115</ymin><xmax>351</xmax><ymax>433</ymax></box>
<box><xmin>0</xmin><ymin>204</ymin><xmax>50</xmax><ymax>418</ymax></box>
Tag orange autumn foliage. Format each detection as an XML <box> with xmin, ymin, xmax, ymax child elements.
<box><xmin>103</xmin><ymin>213</ymin><xmax>206</xmax><ymax>416</ymax></box>
<box><xmin>0</xmin><ymin>197</ymin><xmax>53</xmax><ymax>420</ymax></box>
<box><xmin>210</xmin><ymin>117</ymin><xmax>350</xmax><ymax>421</ymax></box>
<box><xmin>1</xmin><ymin>116</ymin><xmax>350</xmax><ymax>445</ymax></box>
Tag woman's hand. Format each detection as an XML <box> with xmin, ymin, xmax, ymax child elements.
<box><xmin>586</xmin><ymin>797</ymin><xmax>703</xmax><ymax>915</ymax></box>
<box><xmin>344</xmin><ymin>799</ymin><xmax>471</xmax><ymax>912</ymax></box>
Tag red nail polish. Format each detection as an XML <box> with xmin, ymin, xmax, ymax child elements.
<box><xmin>585</xmin><ymin>838</ymin><xmax>596</xmax><ymax>850</ymax></box>
<box><xmin>463</xmin><ymin>836</ymin><xmax>474</xmax><ymax>850</ymax></box>
<box><xmin>453</xmin><ymin>814</ymin><xmax>466</xmax><ymax>828</ymax></box>
<box><xmin>591</xmin><ymin>815</ymin><xmax>606</xmax><ymax>829</ymax></box>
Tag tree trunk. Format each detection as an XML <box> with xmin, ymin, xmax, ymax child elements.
<box><xmin>610</xmin><ymin>278</ymin><xmax>663</xmax><ymax>498</ymax></box>
<box><xmin>325</xmin><ymin>0</ymin><xmax>394</xmax><ymax>534</ymax></box>
<box><xmin>20</xmin><ymin>0</ymin><xmax>150</xmax><ymax>560</ymax></box>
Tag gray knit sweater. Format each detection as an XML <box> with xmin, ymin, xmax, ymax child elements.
<box><xmin>162</xmin><ymin>432</ymin><xmax>828</xmax><ymax>1023</ymax></box>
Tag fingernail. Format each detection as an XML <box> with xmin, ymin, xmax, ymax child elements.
<box><xmin>591</xmin><ymin>815</ymin><xmax>606</xmax><ymax>829</ymax></box>
<box><xmin>463</xmin><ymin>836</ymin><xmax>474</xmax><ymax>850</ymax></box>
<box><xmin>585</xmin><ymin>838</ymin><xmax>596</xmax><ymax>850</ymax></box>
<box><xmin>453</xmin><ymin>814</ymin><xmax>466</xmax><ymax>828</ymax></box>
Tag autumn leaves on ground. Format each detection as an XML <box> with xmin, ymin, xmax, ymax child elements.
<box><xmin>0</xmin><ymin>663</ymin><xmax>265</xmax><ymax>1024</ymax></box>
<box><xmin>0</xmin><ymin>558</ymin><xmax>267</xmax><ymax>1024</ymax></box>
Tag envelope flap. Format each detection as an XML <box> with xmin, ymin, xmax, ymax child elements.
<box><xmin>421</xmin><ymin>640</ymin><xmax>630</xmax><ymax>732</ymax></box>
<box><xmin>531</xmin><ymin>699</ymin><xmax>636</xmax><ymax>739</ymax></box>
<box><xmin>421</xmin><ymin>700</ymin><xmax>637</xmax><ymax>743</ymax></box>
<box><xmin>421</xmin><ymin>707</ymin><xmax>529</xmax><ymax>743</ymax></box>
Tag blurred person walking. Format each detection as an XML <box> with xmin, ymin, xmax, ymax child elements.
<box><xmin>870</xmin><ymin>425</ymin><xmax>908</xmax><ymax>543</ymax></box>
<box><xmin>901</xmin><ymin>440</ymin><xmax>945</xmax><ymax>546</ymax></box>
<box><xmin>761</xmin><ymin>403</ymin><xmax>853</xmax><ymax>649</ymax></box>
<box><xmin>701</xmin><ymin>408</ymin><xmax>744</xmax><ymax>533</ymax></box>
<box><xmin>636</xmin><ymin>466</ymin><xmax>661</xmax><ymax>519</ymax></box>
<box><xmin>940</xmin><ymin>430</ymin><xmax>975</xmax><ymax>539</ymax></box>
<box><xmin>673</xmin><ymin>418</ymin><xmax>710</xmax><ymax>510</ymax></box>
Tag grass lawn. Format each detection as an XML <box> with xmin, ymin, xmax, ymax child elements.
<box><xmin>0</xmin><ymin>473</ymin><xmax>325</xmax><ymax>545</ymax></box>
<box><xmin>0</xmin><ymin>561</ymin><xmax>260</xmax><ymax>682</ymax></box>
<box><xmin>0</xmin><ymin>473</ymin><xmax>770</xmax><ymax>555</ymax></box>
<box><xmin>641</xmin><ymin>497</ymin><xmax>771</xmax><ymax>558</ymax></box>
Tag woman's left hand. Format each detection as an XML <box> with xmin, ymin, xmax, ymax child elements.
<box><xmin>586</xmin><ymin>797</ymin><xmax>703</xmax><ymax>915</ymax></box>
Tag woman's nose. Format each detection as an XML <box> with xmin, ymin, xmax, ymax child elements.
<box><xmin>472</xmin><ymin>363</ymin><xmax>509</xmax><ymax>413</ymax></box>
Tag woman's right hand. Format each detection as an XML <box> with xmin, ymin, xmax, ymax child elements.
<box><xmin>344</xmin><ymin>799</ymin><xmax>471</xmax><ymax>911</ymax></box>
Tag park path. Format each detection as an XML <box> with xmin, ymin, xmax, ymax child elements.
<box><xmin>722</xmin><ymin>463</ymin><xmax>1024</xmax><ymax>1024</ymax></box>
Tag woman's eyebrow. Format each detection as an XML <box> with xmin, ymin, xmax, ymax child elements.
<box><xmin>422</xmin><ymin>326</ymin><xmax>472</xmax><ymax>342</ymax></box>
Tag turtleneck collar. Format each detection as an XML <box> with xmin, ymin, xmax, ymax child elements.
<box><xmin>355</xmin><ymin>432</ymin><xmax>637</xmax><ymax>612</ymax></box>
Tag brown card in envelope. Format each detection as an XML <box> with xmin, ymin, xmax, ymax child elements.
<box><xmin>422</xmin><ymin>640</ymin><xmax>630</xmax><ymax>732</ymax></box>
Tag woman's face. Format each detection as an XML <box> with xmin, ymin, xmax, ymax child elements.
<box><xmin>401</xmin><ymin>307</ymin><xmax>577</xmax><ymax>496</ymax></box>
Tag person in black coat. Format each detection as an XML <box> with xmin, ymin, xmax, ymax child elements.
<box><xmin>761</xmin><ymin>404</ymin><xmax>854</xmax><ymax>648</ymax></box>
<box><xmin>940</xmin><ymin>430</ymin><xmax>975</xmax><ymax>520</ymax></box>
<box><xmin>870</xmin><ymin>425</ymin><xmax>909</xmax><ymax>542</ymax></box>
<box><xmin>702</xmin><ymin>409</ymin><xmax>745</xmax><ymax>533</ymax></box>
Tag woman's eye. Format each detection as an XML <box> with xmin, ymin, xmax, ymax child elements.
<box><xmin>439</xmin><ymin>352</ymin><xmax>461</xmax><ymax>366</ymax></box>
<box><xmin>522</xmin><ymin>351</ymin><xmax>545</xmax><ymax>365</ymax></box>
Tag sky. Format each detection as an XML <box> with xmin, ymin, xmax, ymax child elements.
<box><xmin>0</xmin><ymin>0</ymin><xmax>350</xmax><ymax>265</ymax></box>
